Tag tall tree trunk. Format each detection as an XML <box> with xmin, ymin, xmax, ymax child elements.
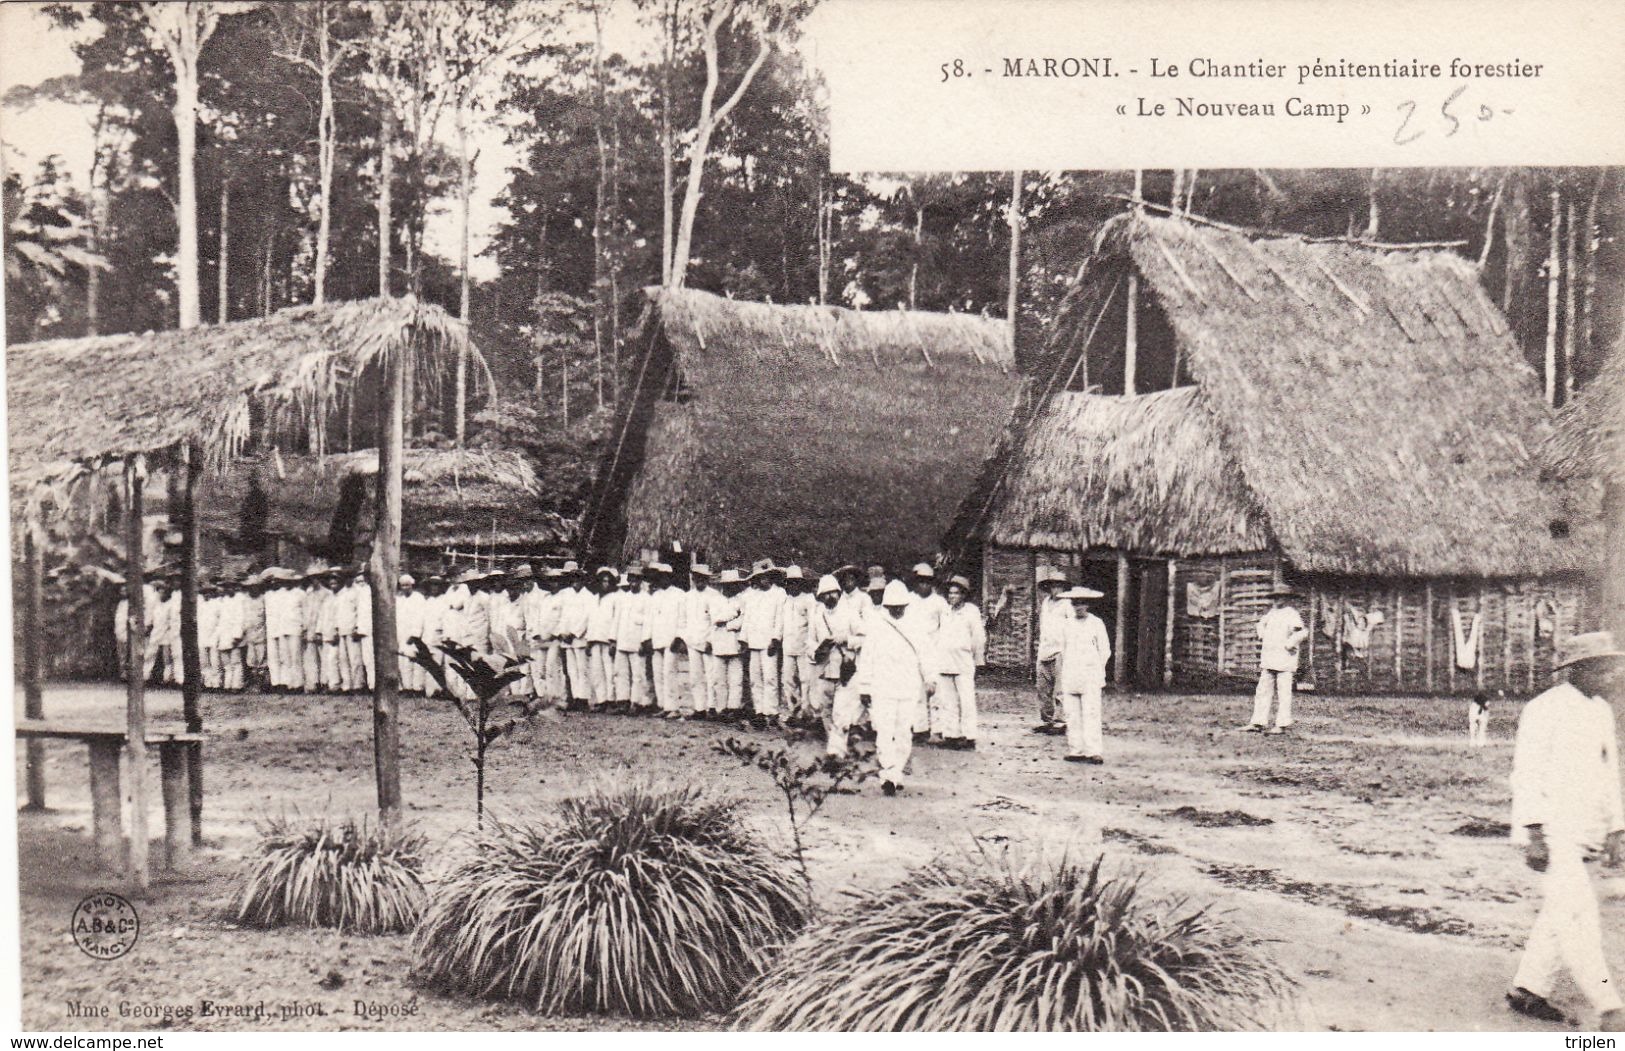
<box><xmin>1365</xmin><ymin>168</ymin><xmax>1381</xmax><ymax>239</ymax></box>
<box><xmin>1583</xmin><ymin>170</ymin><xmax>1604</xmax><ymax>380</ymax></box>
<box><xmin>908</xmin><ymin>199</ymin><xmax>923</xmax><ymax>310</ymax></box>
<box><xmin>22</xmin><ymin>518</ymin><xmax>45</xmax><ymax>810</ymax></box>
<box><xmin>378</xmin><ymin>103</ymin><xmax>394</xmax><ymax>297</ymax></box>
<box><xmin>217</xmin><ymin>180</ymin><xmax>229</xmax><ymax>323</ymax></box>
<box><xmin>610</xmin><ymin>114</ymin><xmax>623</xmax><ymax>403</ymax></box>
<box><xmin>174</xmin><ymin>65</ymin><xmax>201</xmax><ymax>328</ymax></box>
<box><xmin>816</xmin><ymin>177</ymin><xmax>829</xmax><ymax>306</ymax></box>
<box><xmin>179</xmin><ymin>441</ymin><xmax>204</xmax><ymax>846</ymax></box>
<box><xmin>1503</xmin><ymin>174</ymin><xmax>1531</xmax><ymax>335</ymax></box>
<box><xmin>1564</xmin><ymin>195</ymin><xmax>1578</xmax><ymax>404</ymax></box>
<box><xmin>590</xmin><ymin>1</ymin><xmax>609</xmax><ymax>406</ymax></box>
<box><xmin>1006</xmin><ymin>170</ymin><xmax>1022</xmax><ymax>352</ymax></box>
<box><xmin>314</xmin><ymin>1</ymin><xmax>335</xmax><ymax>306</ymax></box>
<box><xmin>455</xmin><ymin>100</ymin><xmax>471</xmax><ymax>445</ymax></box>
<box><xmin>1545</xmin><ymin>187</ymin><xmax>1562</xmax><ymax>407</ymax></box>
<box><xmin>660</xmin><ymin>0</ymin><xmax>675</xmax><ymax>286</ymax></box>
<box><xmin>124</xmin><ymin>457</ymin><xmax>150</xmax><ymax>892</ymax></box>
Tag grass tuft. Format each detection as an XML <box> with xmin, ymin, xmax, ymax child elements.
<box><xmin>735</xmin><ymin>853</ymin><xmax>1292</xmax><ymax>1031</ymax></box>
<box><xmin>412</xmin><ymin>782</ymin><xmax>810</xmax><ymax>1018</ymax></box>
<box><xmin>230</xmin><ymin>815</ymin><xmax>426</xmax><ymax>934</ymax></box>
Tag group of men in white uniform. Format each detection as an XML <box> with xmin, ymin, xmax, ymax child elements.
<box><xmin>116</xmin><ymin>562</ymin><xmax>377</xmax><ymax>693</ymax></box>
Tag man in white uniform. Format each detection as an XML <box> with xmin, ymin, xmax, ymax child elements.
<box><xmin>555</xmin><ymin>563</ymin><xmax>594</xmax><ymax>709</ymax></box>
<box><xmin>710</xmin><ymin>569</ymin><xmax>748</xmax><ymax>716</ymax></box>
<box><xmin>300</xmin><ymin>565</ymin><xmax>330</xmax><ymax>692</ymax></box>
<box><xmin>585</xmin><ymin>567</ymin><xmax>621</xmax><ymax>711</ymax></box>
<box><xmin>396</xmin><ymin>574</ymin><xmax>426</xmax><ymax>694</ymax></box>
<box><xmin>1056</xmin><ymin>585</ymin><xmax>1112</xmax><ymax>765</ymax></box>
<box><xmin>1033</xmin><ymin>566</ymin><xmax>1071</xmax><ymax>736</ymax></box>
<box><xmin>864</xmin><ymin>580</ymin><xmax>935</xmax><ymax>796</ymax></box>
<box><xmin>780</xmin><ymin>566</ymin><xmax>814</xmax><ymax>725</ymax></box>
<box><xmin>646</xmin><ymin>563</ymin><xmax>686</xmax><ymax>717</ymax></box>
<box><xmin>742</xmin><ymin>561</ymin><xmax>787</xmax><ymax>726</ymax></box>
<box><xmin>346</xmin><ymin>566</ymin><xmax>373</xmax><ymax>692</ymax></box>
<box><xmin>613</xmin><ymin>566</ymin><xmax>652</xmax><ymax>713</ymax></box>
<box><xmin>214</xmin><ymin>578</ymin><xmax>247</xmax><ymax>691</ymax></box>
<box><xmin>808</xmin><ymin>574</ymin><xmax>845</xmax><ymax>754</ymax></box>
<box><xmin>198</xmin><ymin>581</ymin><xmax>222</xmax><ymax>689</ymax></box>
<box><xmin>154</xmin><ymin>579</ymin><xmax>182</xmax><ymax>685</ymax></box>
<box><xmin>902</xmin><ymin>563</ymin><xmax>948</xmax><ymax>739</ymax></box>
<box><xmin>680</xmin><ymin>564</ymin><xmax>717</xmax><ymax>718</ymax></box>
<box><xmin>1245</xmin><ymin>584</ymin><xmax>1308</xmax><ymax>735</ymax></box>
<box><xmin>1506</xmin><ymin>632</ymin><xmax>1625</xmax><ymax>1029</ymax></box>
<box><xmin>935</xmin><ymin>574</ymin><xmax>986</xmax><ymax>750</ymax></box>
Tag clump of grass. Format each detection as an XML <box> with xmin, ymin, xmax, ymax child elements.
<box><xmin>231</xmin><ymin>816</ymin><xmax>425</xmax><ymax>934</ymax></box>
<box><xmin>735</xmin><ymin>854</ymin><xmax>1292</xmax><ymax>1031</ymax></box>
<box><xmin>412</xmin><ymin>783</ymin><xmax>810</xmax><ymax>1018</ymax></box>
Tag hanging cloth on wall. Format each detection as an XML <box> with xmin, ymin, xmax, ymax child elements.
<box><xmin>1341</xmin><ymin>607</ymin><xmax>1386</xmax><ymax>658</ymax></box>
<box><xmin>1186</xmin><ymin>580</ymin><xmax>1221</xmax><ymax>619</ymax></box>
<box><xmin>1451</xmin><ymin>606</ymin><xmax>1483</xmax><ymax>671</ymax></box>
<box><xmin>1533</xmin><ymin>598</ymin><xmax>1558</xmax><ymax>640</ymax></box>
<box><xmin>1318</xmin><ymin>593</ymin><xmax>1340</xmax><ymax>638</ymax></box>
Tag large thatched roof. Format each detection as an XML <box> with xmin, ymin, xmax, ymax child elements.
<box><xmin>199</xmin><ymin>446</ymin><xmax>567</xmax><ymax>550</ymax></box>
<box><xmin>7</xmin><ymin>297</ymin><xmax>474</xmax><ymax>501</ymax></box>
<box><xmin>965</xmin><ymin>212</ymin><xmax>1582</xmax><ymax>578</ymax></box>
<box><xmin>1546</xmin><ymin>345</ymin><xmax>1624</xmax><ymax>487</ymax></box>
<box><xmin>587</xmin><ymin>287</ymin><xmax>1019</xmax><ymax>569</ymax></box>
<box><xmin>987</xmin><ymin>387</ymin><xmax>1271</xmax><ymax>554</ymax></box>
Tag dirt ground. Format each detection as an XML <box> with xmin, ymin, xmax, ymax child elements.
<box><xmin>10</xmin><ymin>678</ymin><xmax>1616</xmax><ymax>1032</ymax></box>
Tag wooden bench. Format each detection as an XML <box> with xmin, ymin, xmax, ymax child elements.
<box><xmin>14</xmin><ymin>721</ymin><xmax>204</xmax><ymax>878</ymax></box>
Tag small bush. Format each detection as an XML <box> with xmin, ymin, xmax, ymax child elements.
<box><xmin>413</xmin><ymin>783</ymin><xmax>810</xmax><ymax>1018</ymax></box>
<box><xmin>735</xmin><ymin>854</ymin><xmax>1291</xmax><ymax>1031</ymax></box>
<box><xmin>231</xmin><ymin>816</ymin><xmax>426</xmax><ymax>934</ymax></box>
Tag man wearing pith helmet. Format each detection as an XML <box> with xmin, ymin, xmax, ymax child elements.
<box><xmin>1033</xmin><ymin>565</ymin><xmax>1072</xmax><ymax>736</ymax></box>
<box><xmin>1506</xmin><ymin>631</ymin><xmax>1625</xmax><ymax>1030</ymax></box>
<box><xmin>865</xmin><ymin>579</ymin><xmax>935</xmax><ymax>796</ymax></box>
<box><xmin>1055</xmin><ymin>584</ymin><xmax>1112</xmax><ymax>765</ymax></box>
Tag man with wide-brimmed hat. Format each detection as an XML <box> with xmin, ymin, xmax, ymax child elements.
<box><xmin>902</xmin><ymin>563</ymin><xmax>948</xmax><ymax>740</ymax></box>
<box><xmin>300</xmin><ymin>563</ymin><xmax>332</xmax><ymax>691</ymax></box>
<box><xmin>521</xmin><ymin>565</ymin><xmax>561</xmax><ymax>707</ymax></box>
<box><xmin>612</xmin><ymin>564</ymin><xmax>653</xmax><ymax>713</ymax></box>
<box><xmin>808</xmin><ymin>574</ymin><xmax>847</xmax><ymax>753</ymax></box>
<box><xmin>243</xmin><ymin>571</ymin><xmax>270</xmax><ymax>690</ymax></box>
<box><xmin>585</xmin><ymin>566</ymin><xmax>621</xmax><ymax>710</ymax></box>
<box><xmin>419</xmin><ymin>573</ymin><xmax>451</xmax><ymax>698</ymax></box>
<box><xmin>710</xmin><ymin>568</ymin><xmax>749</xmax><ymax>715</ymax></box>
<box><xmin>344</xmin><ymin>564</ymin><xmax>374</xmax><ymax>692</ymax></box>
<box><xmin>197</xmin><ymin>577</ymin><xmax>224</xmax><ymax>689</ymax></box>
<box><xmin>779</xmin><ymin>566</ymin><xmax>815</xmax><ymax>724</ymax></box>
<box><xmin>1032</xmin><ymin>565</ymin><xmax>1073</xmax><ymax>736</ymax></box>
<box><xmin>1242</xmin><ymin>582</ymin><xmax>1308</xmax><ymax>735</ymax></box>
<box><xmin>215</xmin><ymin>576</ymin><xmax>249</xmax><ymax>691</ymax></box>
<box><xmin>935</xmin><ymin>574</ymin><xmax>987</xmax><ymax>750</ymax></box>
<box><xmin>1055</xmin><ymin>585</ymin><xmax>1112</xmax><ymax>764</ymax></box>
<box><xmin>680</xmin><ymin>563</ymin><xmax>719</xmax><ymax>717</ymax></box>
<box><xmin>395</xmin><ymin>573</ymin><xmax>426</xmax><ymax>695</ymax></box>
<box><xmin>865</xmin><ymin>580</ymin><xmax>935</xmax><ymax>795</ymax></box>
<box><xmin>554</xmin><ymin>562</ymin><xmax>594</xmax><ymax>709</ymax></box>
<box><xmin>263</xmin><ymin>568</ymin><xmax>303</xmax><ymax>691</ymax></box>
<box><xmin>743</xmin><ymin>559</ymin><xmax>788</xmax><ymax>726</ymax></box>
<box><xmin>645</xmin><ymin>562</ymin><xmax>687</xmax><ymax>717</ymax></box>
<box><xmin>1506</xmin><ymin>631</ymin><xmax>1625</xmax><ymax>1029</ymax></box>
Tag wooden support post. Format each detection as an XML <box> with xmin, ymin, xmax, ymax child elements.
<box><xmin>179</xmin><ymin>441</ymin><xmax>204</xmax><ymax>847</ymax></box>
<box><xmin>1475</xmin><ymin>585</ymin><xmax>1487</xmax><ymax>693</ymax></box>
<box><xmin>1217</xmin><ymin>559</ymin><xmax>1230</xmax><ymax>676</ymax></box>
<box><xmin>88</xmin><ymin>740</ymin><xmax>123</xmax><ymax>873</ymax></box>
<box><xmin>1163</xmin><ymin>558</ymin><xmax>1178</xmax><ymax>687</ymax></box>
<box><xmin>1502</xmin><ymin>586</ymin><xmax>1514</xmax><ymax>691</ymax></box>
<box><xmin>1424</xmin><ymin>581</ymin><xmax>1435</xmax><ymax>694</ymax></box>
<box><xmin>159</xmin><ymin>743</ymin><xmax>190</xmax><ymax>870</ymax></box>
<box><xmin>1394</xmin><ymin>588</ymin><xmax>1404</xmax><ymax>688</ymax></box>
<box><xmin>370</xmin><ymin>331</ymin><xmax>406</xmax><ymax>827</ymax></box>
<box><xmin>123</xmin><ymin>458</ymin><xmax>150</xmax><ymax>892</ymax></box>
<box><xmin>1545</xmin><ymin>188</ymin><xmax>1561</xmax><ymax>407</ymax></box>
<box><xmin>1527</xmin><ymin>590</ymin><xmax>1539</xmax><ymax>695</ymax></box>
<box><xmin>1305</xmin><ymin>582</ymin><xmax>1316</xmax><ymax>681</ymax></box>
<box><xmin>1124</xmin><ymin>271</ymin><xmax>1139</xmax><ymax>396</ymax></box>
<box><xmin>22</xmin><ymin>520</ymin><xmax>46</xmax><ymax>810</ymax></box>
<box><xmin>1006</xmin><ymin>169</ymin><xmax>1022</xmax><ymax>358</ymax></box>
<box><xmin>1114</xmin><ymin>553</ymin><xmax>1131</xmax><ymax>687</ymax></box>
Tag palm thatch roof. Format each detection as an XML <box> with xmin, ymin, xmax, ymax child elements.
<box><xmin>7</xmin><ymin>297</ymin><xmax>475</xmax><ymax>503</ymax></box>
<box><xmin>587</xmin><ymin>287</ymin><xmax>1019</xmax><ymax>569</ymax></box>
<box><xmin>198</xmin><ymin>446</ymin><xmax>568</xmax><ymax>549</ymax></box>
<box><xmin>1546</xmin><ymin>344</ymin><xmax>1624</xmax><ymax>487</ymax></box>
<box><xmin>962</xmin><ymin>212</ymin><xmax>1583</xmax><ymax>577</ymax></box>
<box><xmin>987</xmin><ymin>387</ymin><xmax>1271</xmax><ymax>554</ymax></box>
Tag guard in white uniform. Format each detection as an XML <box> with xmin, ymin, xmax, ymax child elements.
<box><xmin>680</xmin><ymin>564</ymin><xmax>718</xmax><ymax>717</ymax></box>
<box><xmin>710</xmin><ymin>569</ymin><xmax>748</xmax><ymax>715</ymax></box>
<box><xmin>902</xmin><ymin>563</ymin><xmax>948</xmax><ymax>738</ymax></box>
<box><xmin>395</xmin><ymin>574</ymin><xmax>426</xmax><ymax>694</ymax></box>
<box><xmin>864</xmin><ymin>580</ymin><xmax>935</xmax><ymax>795</ymax></box>
<box><xmin>808</xmin><ymin>574</ymin><xmax>844</xmax><ymax>753</ymax></box>
<box><xmin>1506</xmin><ymin>632</ymin><xmax>1625</xmax><ymax>1030</ymax></box>
<box><xmin>1055</xmin><ymin>585</ymin><xmax>1112</xmax><ymax>764</ymax></box>
<box><xmin>1246</xmin><ymin>584</ymin><xmax>1308</xmax><ymax>734</ymax></box>
<box><xmin>742</xmin><ymin>560</ymin><xmax>787</xmax><ymax>724</ymax></box>
<box><xmin>934</xmin><ymin>574</ymin><xmax>986</xmax><ymax>749</ymax></box>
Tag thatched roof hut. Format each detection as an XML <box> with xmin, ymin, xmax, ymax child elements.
<box><xmin>7</xmin><ymin>296</ymin><xmax>472</xmax><ymax>503</ymax></box>
<box><xmin>1546</xmin><ymin>344</ymin><xmax>1624</xmax><ymax>487</ymax></box>
<box><xmin>198</xmin><ymin>445</ymin><xmax>567</xmax><ymax>552</ymax></box>
<box><xmin>584</xmin><ymin>287</ymin><xmax>1019</xmax><ymax>569</ymax></box>
<box><xmin>966</xmin><ymin>211</ymin><xmax>1595</xmax><ymax>695</ymax></box>
<box><xmin>964</xmin><ymin>211</ymin><xmax>1580</xmax><ymax>578</ymax></box>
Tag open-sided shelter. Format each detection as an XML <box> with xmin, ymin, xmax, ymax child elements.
<box><xmin>582</xmin><ymin>287</ymin><xmax>1021</xmax><ymax>570</ymax></box>
<box><xmin>953</xmin><ymin>211</ymin><xmax>1595</xmax><ymax>695</ymax></box>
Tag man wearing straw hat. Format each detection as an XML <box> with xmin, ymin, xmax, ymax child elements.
<box><xmin>243</xmin><ymin>572</ymin><xmax>269</xmax><ymax>690</ymax></box>
<box><xmin>1244</xmin><ymin>583</ymin><xmax>1308</xmax><ymax>735</ymax></box>
<box><xmin>585</xmin><ymin>566</ymin><xmax>621</xmax><ymax>711</ymax></box>
<box><xmin>523</xmin><ymin>565</ymin><xmax>562</xmax><ymax>707</ymax></box>
<box><xmin>743</xmin><ymin>560</ymin><xmax>788</xmax><ymax>727</ymax></box>
<box><xmin>198</xmin><ymin>578</ymin><xmax>222</xmax><ymax>689</ymax></box>
<box><xmin>710</xmin><ymin>568</ymin><xmax>749</xmax><ymax>716</ymax></box>
<box><xmin>554</xmin><ymin>562</ymin><xmax>593</xmax><ymax>709</ymax></box>
<box><xmin>935</xmin><ymin>574</ymin><xmax>986</xmax><ymax>750</ymax></box>
<box><xmin>1033</xmin><ymin>566</ymin><xmax>1072</xmax><ymax>736</ymax></box>
<box><xmin>418</xmin><ymin>574</ymin><xmax>450</xmax><ymax>698</ymax></box>
<box><xmin>613</xmin><ymin>565</ymin><xmax>653</xmax><ymax>713</ymax></box>
<box><xmin>1055</xmin><ymin>584</ymin><xmax>1112</xmax><ymax>764</ymax></box>
<box><xmin>345</xmin><ymin>564</ymin><xmax>374</xmax><ymax>692</ymax></box>
<box><xmin>903</xmin><ymin>562</ymin><xmax>948</xmax><ymax>740</ymax></box>
<box><xmin>263</xmin><ymin>568</ymin><xmax>301</xmax><ymax>691</ymax></box>
<box><xmin>215</xmin><ymin>576</ymin><xmax>248</xmax><ymax>692</ymax></box>
<box><xmin>780</xmin><ymin>566</ymin><xmax>815</xmax><ymax>725</ymax></box>
<box><xmin>865</xmin><ymin>579</ymin><xmax>936</xmax><ymax>796</ymax></box>
<box><xmin>681</xmin><ymin>563</ymin><xmax>719</xmax><ymax>718</ymax></box>
<box><xmin>808</xmin><ymin>574</ymin><xmax>846</xmax><ymax>753</ymax></box>
<box><xmin>395</xmin><ymin>573</ymin><xmax>425</xmax><ymax>695</ymax></box>
<box><xmin>1506</xmin><ymin>631</ymin><xmax>1625</xmax><ymax>1030</ymax></box>
<box><xmin>646</xmin><ymin>562</ymin><xmax>687</xmax><ymax>718</ymax></box>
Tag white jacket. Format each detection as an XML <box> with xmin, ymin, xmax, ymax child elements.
<box><xmin>1511</xmin><ymin>681</ymin><xmax>1625</xmax><ymax>849</ymax></box>
<box><xmin>1056</xmin><ymin>612</ymin><xmax>1111</xmax><ymax>693</ymax></box>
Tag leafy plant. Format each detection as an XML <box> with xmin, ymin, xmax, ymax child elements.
<box><xmin>230</xmin><ymin>815</ymin><xmax>425</xmax><ymax>934</ymax></box>
<box><xmin>412</xmin><ymin>783</ymin><xmax>810</xmax><ymax>1018</ymax></box>
<box><xmin>409</xmin><ymin>638</ymin><xmax>539</xmax><ymax>826</ymax></box>
<box><xmin>734</xmin><ymin>853</ymin><xmax>1293</xmax><ymax>1031</ymax></box>
<box><xmin>712</xmin><ymin>737</ymin><xmax>877</xmax><ymax>891</ymax></box>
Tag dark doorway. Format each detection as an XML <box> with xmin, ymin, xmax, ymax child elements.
<box><xmin>1078</xmin><ymin>555</ymin><xmax>1122</xmax><ymax>682</ymax></box>
<box><xmin>1133</xmin><ymin>559</ymin><xmax>1170</xmax><ymax>688</ymax></box>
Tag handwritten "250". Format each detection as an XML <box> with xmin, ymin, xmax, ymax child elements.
<box><xmin>1394</xmin><ymin>84</ymin><xmax>1513</xmax><ymax>146</ymax></box>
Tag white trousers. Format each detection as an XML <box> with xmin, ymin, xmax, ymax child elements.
<box><xmin>830</xmin><ymin>684</ymin><xmax>864</xmax><ymax>756</ymax></box>
<box><xmin>749</xmin><ymin>648</ymin><xmax>780</xmax><ymax>715</ymax></box>
<box><xmin>201</xmin><ymin>646</ymin><xmax>221</xmax><ymax>689</ymax></box>
<box><xmin>1251</xmin><ymin>669</ymin><xmax>1294</xmax><ymax>727</ymax></box>
<box><xmin>655</xmin><ymin>647</ymin><xmax>686</xmax><ymax>712</ymax></box>
<box><xmin>688</xmin><ymin>649</ymin><xmax>715</xmax><ymax>711</ymax></box>
<box><xmin>220</xmin><ymin>647</ymin><xmax>245</xmax><ymax>691</ymax></box>
<box><xmin>587</xmin><ymin>642</ymin><xmax>615</xmax><ymax>706</ymax></box>
<box><xmin>810</xmin><ymin>674</ymin><xmax>839</xmax><ymax>753</ymax></box>
<box><xmin>1469</xmin><ymin>703</ymin><xmax>1491</xmax><ymax>747</ymax></box>
<box><xmin>1514</xmin><ymin>841</ymin><xmax>1624</xmax><ymax>1013</ymax></box>
<box><xmin>563</xmin><ymin>646</ymin><xmax>588</xmax><ymax>703</ymax></box>
<box><xmin>271</xmin><ymin>636</ymin><xmax>302</xmax><ymax>689</ymax></box>
<box><xmin>302</xmin><ymin>640</ymin><xmax>323</xmax><ymax>691</ymax></box>
<box><xmin>712</xmin><ymin>655</ymin><xmax>746</xmax><ymax>711</ymax></box>
<box><xmin>322</xmin><ymin>640</ymin><xmax>347</xmax><ymax>691</ymax></box>
<box><xmin>1061</xmin><ymin>685</ymin><xmax>1104</xmax><ymax>758</ymax></box>
<box><xmin>614</xmin><ymin>649</ymin><xmax>651</xmax><ymax>706</ymax></box>
<box><xmin>933</xmin><ymin>671</ymin><xmax>979</xmax><ymax>740</ymax></box>
<box><xmin>780</xmin><ymin>653</ymin><xmax>805</xmax><ymax>716</ymax></box>
<box><xmin>872</xmin><ymin>692</ymin><xmax>916</xmax><ymax>785</ymax></box>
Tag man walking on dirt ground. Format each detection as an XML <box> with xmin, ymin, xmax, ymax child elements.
<box><xmin>1243</xmin><ymin>583</ymin><xmax>1307</xmax><ymax>735</ymax></box>
<box><xmin>1506</xmin><ymin>631</ymin><xmax>1625</xmax><ymax>1030</ymax></box>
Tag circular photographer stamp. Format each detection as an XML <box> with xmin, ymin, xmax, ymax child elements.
<box><xmin>72</xmin><ymin>893</ymin><xmax>140</xmax><ymax>960</ymax></box>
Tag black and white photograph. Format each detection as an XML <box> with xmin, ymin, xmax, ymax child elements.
<box><xmin>2</xmin><ymin>0</ymin><xmax>1624</xmax><ymax>1036</ymax></box>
